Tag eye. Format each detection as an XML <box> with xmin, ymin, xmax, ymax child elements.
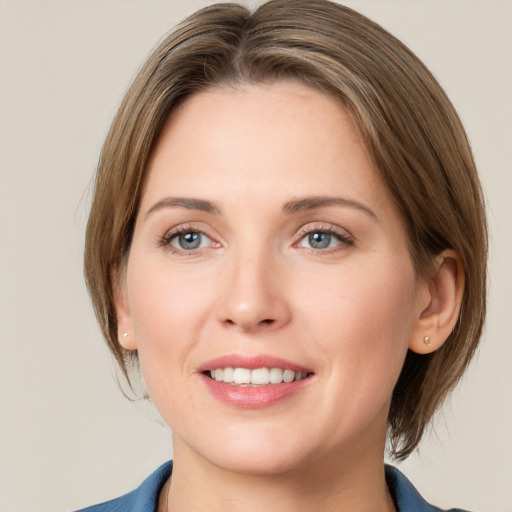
<box><xmin>301</xmin><ymin>232</ymin><xmax>339</xmax><ymax>249</ymax></box>
<box><xmin>168</xmin><ymin>230</ymin><xmax>212</xmax><ymax>251</ymax></box>
<box><xmin>296</xmin><ymin>226</ymin><xmax>353</xmax><ymax>251</ymax></box>
<box><xmin>302</xmin><ymin>232</ymin><xmax>339</xmax><ymax>249</ymax></box>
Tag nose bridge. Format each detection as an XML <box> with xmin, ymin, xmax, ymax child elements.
<box><xmin>218</xmin><ymin>239</ymin><xmax>290</xmax><ymax>332</ymax></box>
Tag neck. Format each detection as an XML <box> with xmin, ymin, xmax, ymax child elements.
<box><xmin>165</xmin><ymin>439</ymin><xmax>395</xmax><ymax>512</ymax></box>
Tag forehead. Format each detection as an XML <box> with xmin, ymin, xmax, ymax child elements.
<box><xmin>141</xmin><ymin>81</ymin><xmax>391</xmax><ymax>219</ymax></box>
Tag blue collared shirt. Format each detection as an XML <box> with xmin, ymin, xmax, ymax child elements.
<box><xmin>74</xmin><ymin>461</ymin><xmax>470</xmax><ymax>511</ymax></box>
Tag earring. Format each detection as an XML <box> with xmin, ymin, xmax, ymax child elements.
<box><xmin>423</xmin><ymin>336</ymin><xmax>431</xmax><ymax>345</ymax></box>
<box><xmin>122</xmin><ymin>332</ymin><xmax>129</xmax><ymax>338</ymax></box>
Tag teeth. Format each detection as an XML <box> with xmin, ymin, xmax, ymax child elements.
<box><xmin>283</xmin><ymin>369</ymin><xmax>295</xmax><ymax>383</ymax></box>
<box><xmin>269</xmin><ymin>367</ymin><xmax>283</xmax><ymax>384</ymax></box>
<box><xmin>208</xmin><ymin>367</ymin><xmax>309</xmax><ymax>385</ymax></box>
<box><xmin>222</xmin><ymin>367</ymin><xmax>234</xmax><ymax>383</ymax></box>
<box><xmin>251</xmin><ymin>367</ymin><xmax>270</xmax><ymax>385</ymax></box>
<box><xmin>233</xmin><ymin>368</ymin><xmax>251</xmax><ymax>384</ymax></box>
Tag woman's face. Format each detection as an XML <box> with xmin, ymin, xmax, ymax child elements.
<box><xmin>119</xmin><ymin>82</ymin><xmax>428</xmax><ymax>474</ymax></box>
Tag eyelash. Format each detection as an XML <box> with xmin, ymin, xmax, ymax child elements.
<box><xmin>158</xmin><ymin>224</ymin><xmax>216</xmax><ymax>255</ymax></box>
<box><xmin>294</xmin><ymin>224</ymin><xmax>354</xmax><ymax>253</ymax></box>
<box><xmin>158</xmin><ymin>223</ymin><xmax>354</xmax><ymax>255</ymax></box>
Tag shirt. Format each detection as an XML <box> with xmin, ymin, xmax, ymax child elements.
<box><xmin>74</xmin><ymin>461</ymin><xmax>470</xmax><ymax>511</ymax></box>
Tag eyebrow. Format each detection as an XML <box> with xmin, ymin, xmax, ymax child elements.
<box><xmin>283</xmin><ymin>196</ymin><xmax>379</xmax><ymax>221</ymax></box>
<box><xmin>144</xmin><ymin>195</ymin><xmax>378</xmax><ymax>222</ymax></box>
<box><xmin>145</xmin><ymin>197</ymin><xmax>221</xmax><ymax>220</ymax></box>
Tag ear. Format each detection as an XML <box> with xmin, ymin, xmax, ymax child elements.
<box><xmin>409</xmin><ymin>250</ymin><xmax>465</xmax><ymax>355</ymax></box>
<box><xmin>113</xmin><ymin>267</ymin><xmax>138</xmax><ymax>351</ymax></box>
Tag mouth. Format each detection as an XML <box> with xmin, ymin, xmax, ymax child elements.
<box><xmin>198</xmin><ymin>355</ymin><xmax>314</xmax><ymax>408</ymax></box>
<box><xmin>205</xmin><ymin>367</ymin><xmax>313</xmax><ymax>386</ymax></box>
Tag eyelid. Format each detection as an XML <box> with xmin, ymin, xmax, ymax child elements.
<box><xmin>294</xmin><ymin>222</ymin><xmax>354</xmax><ymax>251</ymax></box>
<box><xmin>156</xmin><ymin>221</ymin><xmax>353</xmax><ymax>255</ymax></box>
<box><xmin>161</xmin><ymin>224</ymin><xmax>206</xmax><ymax>243</ymax></box>
<box><xmin>158</xmin><ymin>223</ymin><xmax>220</xmax><ymax>253</ymax></box>
<box><xmin>295</xmin><ymin>222</ymin><xmax>353</xmax><ymax>240</ymax></box>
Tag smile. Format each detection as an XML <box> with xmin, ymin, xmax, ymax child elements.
<box><xmin>199</xmin><ymin>355</ymin><xmax>314</xmax><ymax>408</ymax></box>
<box><xmin>207</xmin><ymin>367</ymin><xmax>311</xmax><ymax>386</ymax></box>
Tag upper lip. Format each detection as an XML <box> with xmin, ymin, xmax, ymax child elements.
<box><xmin>197</xmin><ymin>354</ymin><xmax>313</xmax><ymax>374</ymax></box>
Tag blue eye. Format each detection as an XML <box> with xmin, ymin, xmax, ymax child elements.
<box><xmin>298</xmin><ymin>229</ymin><xmax>350</xmax><ymax>250</ymax></box>
<box><xmin>170</xmin><ymin>231</ymin><xmax>211</xmax><ymax>250</ymax></box>
<box><xmin>306</xmin><ymin>232</ymin><xmax>334</xmax><ymax>249</ymax></box>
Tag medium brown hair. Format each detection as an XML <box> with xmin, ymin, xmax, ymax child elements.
<box><xmin>84</xmin><ymin>0</ymin><xmax>487</xmax><ymax>459</ymax></box>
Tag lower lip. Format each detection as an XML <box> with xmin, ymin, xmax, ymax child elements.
<box><xmin>201</xmin><ymin>374</ymin><xmax>312</xmax><ymax>409</ymax></box>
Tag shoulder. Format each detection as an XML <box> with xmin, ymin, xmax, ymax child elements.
<box><xmin>385</xmin><ymin>465</ymin><xmax>471</xmax><ymax>512</ymax></box>
<box><xmin>73</xmin><ymin>461</ymin><xmax>173</xmax><ymax>512</ymax></box>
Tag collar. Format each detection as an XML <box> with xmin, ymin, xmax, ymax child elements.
<box><xmin>76</xmin><ymin>461</ymin><xmax>469</xmax><ymax>512</ymax></box>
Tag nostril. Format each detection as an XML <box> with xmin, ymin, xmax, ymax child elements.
<box><xmin>222</xmin><ymin>317</ymin><xmax>276</xmax><ymax>331</ymax></box>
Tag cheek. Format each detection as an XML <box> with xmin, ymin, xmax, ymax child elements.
<box><xmin>126</xmin><ymin>257</ymin><xmax>218</xmax><ymax>373</ymax></box>
<box><xmin>129</xmin><ymin>254</ymin><xmax>200</xmax><ymax>327</ymax></box>
<box><xmin>303</xmin><ymin>258</ymin><xmax>418</xmax><ymax>385</ymax></box>
<box><xmin>126</xmin><ymin>270</ymin><xmax>203</xmax><ymax>419</ymax></box>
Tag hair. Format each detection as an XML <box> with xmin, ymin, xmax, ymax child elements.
<box><xmin>84</xmin><ymin>0</ymin><xmax>487</xmax><ymax>460</ymax></box>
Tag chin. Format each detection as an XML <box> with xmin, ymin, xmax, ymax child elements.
<box><xmin>178</xmin><ymin>431</ymin><xmax>312</xmax><ymax>477</ymax></box>
<box><xmin>211</xmin><ymin>450</ymin><xmax>308</xmax><ymax>477</ymax></box>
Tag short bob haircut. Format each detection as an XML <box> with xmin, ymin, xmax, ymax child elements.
<box><xmin>84</xmin><ymin>0</ymin><xmax>487</xmax><ymax>460</ymax></box>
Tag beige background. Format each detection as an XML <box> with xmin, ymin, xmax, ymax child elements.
<box><xmin>1</xmin><ymin>1</ymin><xmax>511</xmax><ymax>511</ymax></box>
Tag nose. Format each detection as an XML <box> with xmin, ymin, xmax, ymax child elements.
<box><xmin>216</xmin><ymin>247</ymin><xmax>292</xmax><ymax>333</ymax></box>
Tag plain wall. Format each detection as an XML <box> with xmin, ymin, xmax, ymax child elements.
<box><xmin>1</xmin><ymin>1</ymin><xmax>511</xmax><ymax>511</ymax></box>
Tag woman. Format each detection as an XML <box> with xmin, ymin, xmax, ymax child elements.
<box><xmin>80</xmin><ymin>0</ymin><xmax>487</xmax><ymax>510</ymax></box>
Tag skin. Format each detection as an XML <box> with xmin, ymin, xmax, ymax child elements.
<box><xmin>116</xmin><ymin>81</ymin><xmax>463</xmax><ymax>512</ymax></box>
